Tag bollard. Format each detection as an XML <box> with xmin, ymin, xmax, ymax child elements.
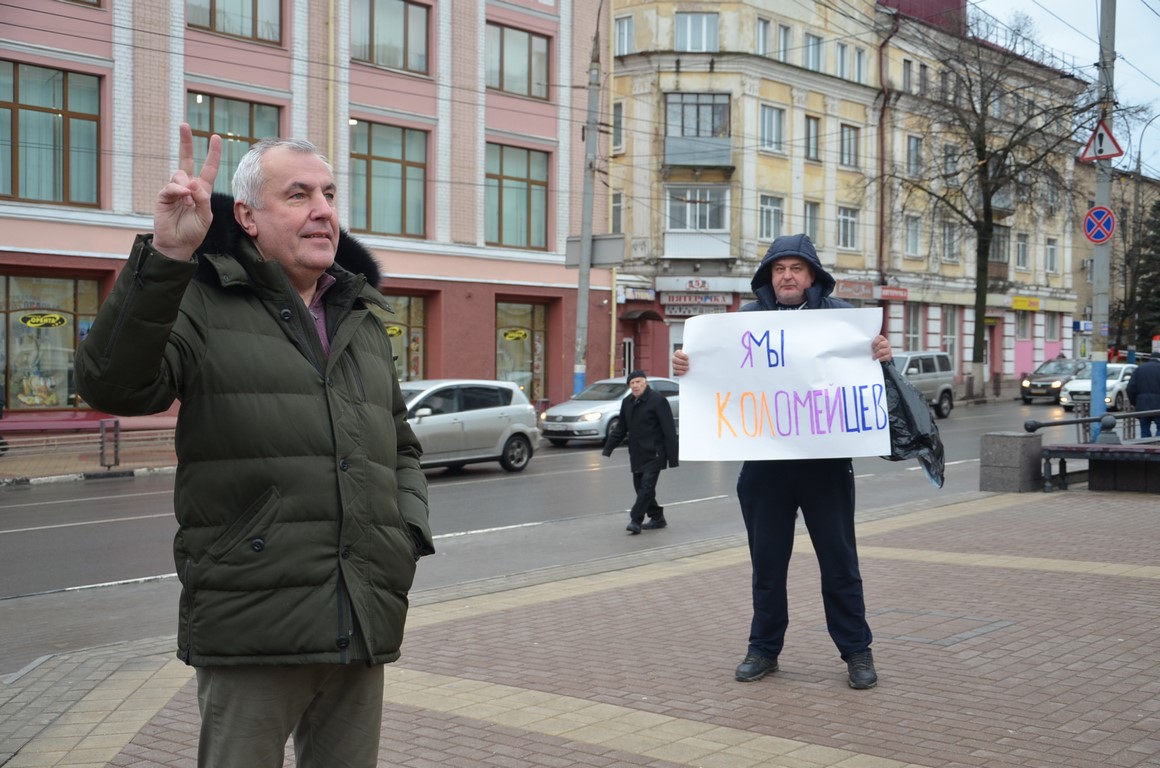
<box><xmin>992</xmin><ymin>372</ymin><xmax>1001</xmax><ymax>397</ymax></box>
<box><xmin>99</xmin><ymin>418</ymin><xmax>121</xmax><ymax>469</ymax></box>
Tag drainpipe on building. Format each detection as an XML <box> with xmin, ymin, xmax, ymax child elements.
<box><xmin>876</xmin><ymin>13</ymin><xmax>901</xmax><ymax>294</ymax></box>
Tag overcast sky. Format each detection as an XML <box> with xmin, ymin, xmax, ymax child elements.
<box><xmin>973</xmin><ymin>0</ymin><xmax>1160</xmax><ymax>176</ymax></box>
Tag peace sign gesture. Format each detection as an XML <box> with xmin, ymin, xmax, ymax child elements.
<box><xmin>152</xmin><ymin>123</ymin><xmax>223</xmax><ymax>262</ymax></box>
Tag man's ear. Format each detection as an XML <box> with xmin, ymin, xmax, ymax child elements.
<box><xmin>234</xmin><ymin>201</ymin><xmax>258</xmax><ymax>237</ymax></box>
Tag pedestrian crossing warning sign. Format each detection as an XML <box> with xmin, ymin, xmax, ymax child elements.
<box><xmin>1078</xmin><ymin>120</ymin><xmax>1124</xmax><ymax>162</ymax></box>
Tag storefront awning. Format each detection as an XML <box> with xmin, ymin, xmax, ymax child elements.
<box><xmin>620</xmin><ymin>309</ymin><xmax>664</xmax><ymax>322</ymax></box>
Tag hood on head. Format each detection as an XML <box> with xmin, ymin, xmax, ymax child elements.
<box><xmin>750</xmin><ymin>233</ymin><xmax>835</xmax><ymax>307</ymax></box>
<box><xmin>197</xmin><ymin>193</ymin><xmax>381</xmax><ymax>287</ymax></box>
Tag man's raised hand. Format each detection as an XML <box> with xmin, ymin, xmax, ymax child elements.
<box><xmin>152</xmin><ymin>123</ymin><xmax>223</xmax><ymax>261</ymax></box>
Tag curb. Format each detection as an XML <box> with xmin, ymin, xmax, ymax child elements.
<box><xmin>2</xmin><ymin>465</ymin><xmax>177</xmax><ymax>487</ymax></box>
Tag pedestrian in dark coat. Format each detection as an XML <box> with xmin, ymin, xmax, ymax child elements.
<box><xmin>672</xmin><ymin>233</ymin><xmax>893</xmax><ymax>690</ymax></box>
<box><xmin>1126</xmin><ymin>352</ymin><xmax>1160</xmax><ymax>438</ymax></box>
<box><xmin>602</xmin><ymin>371</ymin><xmax>679</xmax><ymax>534</ymax></box>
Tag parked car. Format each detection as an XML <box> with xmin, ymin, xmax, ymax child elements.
<box><xmin>893</xmin><ymin>351</ymin><xmax>955</xmax><ymax>418</ymax></box>
<box><xmin>400</xmin><ymin>379</ymin><xmax>539</xmax><ymax>471</ymax></box>
<box><xmin>1058</xmin><ymin>363</ymin><xmax>1137</xmax><ymax>412</ymax></box>
<box><xmin>538</xmin><ymin>376</ymin><xmax>680</xmax><ymax>447</ymax></box>
<box><xmin>1021</xmin><ymin>359</ymin><xmax>1085</xmax><ymax>404</ymax></box>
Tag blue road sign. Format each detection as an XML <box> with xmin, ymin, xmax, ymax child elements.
<box><xmin>1083</xmin><ymin>207</ymin><xmax>1115</xmax><ymax>244</ymax></box>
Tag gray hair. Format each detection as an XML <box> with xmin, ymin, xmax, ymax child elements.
<box><xmin>232</xmin><ymin>138</ymin><xmax>332</xmax><ymax>208</ymax></box>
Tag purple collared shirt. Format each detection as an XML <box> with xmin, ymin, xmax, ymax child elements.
<box><xmin>307</xmin><ymin>273</ymin><xmax>337</xmax><ymax>357</ymax></box>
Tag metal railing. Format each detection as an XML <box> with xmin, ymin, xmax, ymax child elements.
<box><xmin>1024</xmin><ymin>407</ymin><xmax>1160</xmax><ymax>445</ymax></box>
<box><xmin>0</xmin><ymin>424</ymin><xmax>177</xmax><ymax>482</ymax></box>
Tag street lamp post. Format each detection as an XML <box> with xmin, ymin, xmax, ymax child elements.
<box><xmin>1129</xmin><ymin>113</ymin><xmax>1160</xmax><ymax>363</ymax></box>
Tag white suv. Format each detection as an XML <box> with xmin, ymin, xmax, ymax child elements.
<box><xmin>894</xmin><ymin>351</ymin><xmax>955</xmax><ymax>418</ymax></box>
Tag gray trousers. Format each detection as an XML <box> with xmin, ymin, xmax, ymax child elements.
<box><xmin>195</xmin><ymin>663</ymin><xmax>385</xmax><ymax>768</ymax></box>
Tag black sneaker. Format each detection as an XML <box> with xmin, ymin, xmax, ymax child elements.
<box><xmin>641</xmin><ymin>516</ymin><xmax>667</xmax><ymax>529</ymax></box>
<box><xmin>846</xmin><ymin>651</ymin><xmax>877</xmax><ymax>689</ymax></box>
<box><xmin>626</xmin><ymin>520</ymin><xmax>642</xmax><ymax>535</ymax></box>
<box><xmin>734</xmin><ymin>652</ymin><xmax>778</xmax><ymax>682</ymax></box>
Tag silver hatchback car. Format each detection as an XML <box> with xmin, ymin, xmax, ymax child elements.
<box><xmin>401</xmin><ymin>379</ymin><xmax>539</xmax><ymax>471</ymax></box>
<box><xmin>538</xmin><ymin>376</ymin><xmax>680</xmax><ymax>447</ymax></box>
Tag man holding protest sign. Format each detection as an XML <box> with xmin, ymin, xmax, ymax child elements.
<box><xmin>672</xmin><ymin>233</ymin><xmax>892</xmax><ymax>690</ymax></box>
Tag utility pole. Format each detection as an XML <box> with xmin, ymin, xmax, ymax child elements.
<box><xmin>1089</xmin><ymin>0</ymin><xmax>1116</xmax><ymax>438</ymax></box>
<box><xmin>573</xmin><ymin>26</ymin><xmax>601</xmax><ymax>395</ymax></box>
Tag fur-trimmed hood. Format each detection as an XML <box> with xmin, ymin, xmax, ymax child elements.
<box><xmin>196</xmin><ymin>193</ymin><xmax>382</xmax><ymax>287</ymax></box>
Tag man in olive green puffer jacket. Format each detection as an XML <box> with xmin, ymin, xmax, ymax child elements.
<box><xmin>75</xmin><ymin>124</ymin><xmax>433</xmax><ymax>768</ymax></box>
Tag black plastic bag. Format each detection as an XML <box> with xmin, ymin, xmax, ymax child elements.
<box><xmin>881</xmin><ymin>361</ymin><xmax>945</xmax><ymax>488</ymax></box>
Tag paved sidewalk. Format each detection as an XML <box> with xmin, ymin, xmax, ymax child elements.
<box><xmin>2</xmin><ymin>486</ymin><xmax>1159</xmax><ymax>767</ymax></box>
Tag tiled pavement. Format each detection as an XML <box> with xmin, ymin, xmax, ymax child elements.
<box><xmin>3</xmin><ymin>488</ymin><xmax>1160</xmax><ymax>767</ymax></box>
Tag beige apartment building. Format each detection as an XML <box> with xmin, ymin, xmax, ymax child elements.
<box><xmin>605</xmin><ymin>0</ymin><xmax>1093</xmax><ymax>392</ymax></box>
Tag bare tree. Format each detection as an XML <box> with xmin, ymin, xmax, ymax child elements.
<box><xmin>880</xmin><ymin>10</ymin><xmax>1094</xmax><ymax>393</ymax></box>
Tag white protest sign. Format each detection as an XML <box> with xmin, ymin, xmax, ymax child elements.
<box><xmin>678</xmin><ymin>308</ymin><xmax>890</xmax><ymax>461</ymax></box>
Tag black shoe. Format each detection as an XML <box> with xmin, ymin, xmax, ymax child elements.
<box><xmin>846</xmin><ymin>651</ymin><xmax>877</xmax><ymax>689</ymax></box>
<box><xmin>641</xmin><ymin>516</ymin><xmax>667</xmax><ymax>530</ymax></box>
<box><xmin>734</xmin><ymin>652</ymin><xmax>778</xmax><ymax>682</ymax></box>
<box><xmin>626</xmin><ymin>520</ymin><xmax>642</xmax><ymax>535</ymax></box>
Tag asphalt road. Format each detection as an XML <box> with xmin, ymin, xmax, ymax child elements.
<box><xmin>0</xmin><ymin>397</ymin><xmax>1066</xmax><ymax>677</ymax></box>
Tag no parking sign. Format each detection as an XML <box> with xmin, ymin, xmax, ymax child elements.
<box><xmin>1083</xmin><ymin>207</ymin><xmax>1115</xmax><ymax>244</ymax></box>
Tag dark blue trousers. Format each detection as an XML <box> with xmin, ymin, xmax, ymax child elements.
<box><xmin>736</xmin><ymin>457</ymin><xmax>871</xmax><ymax>660</ymax></box>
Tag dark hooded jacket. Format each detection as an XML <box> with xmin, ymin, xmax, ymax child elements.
<box><xmin>742</xmin><ymin>233</ymin><xmax>852</xmax><ymax>312</ymax></box>
<box><xmin>602</xmin><ymin>384</ymin><xmax>679</xmax><ymax>472</ymax></box>
<box><xmin>75</xmin><ymin>194</ymin><xmax>433</xmax><ymax>667</ymax></box>
<box><xmin>1126</xmin><ymin>356</ymin><xmax>1160</xmax><ymax>414</ymax></box>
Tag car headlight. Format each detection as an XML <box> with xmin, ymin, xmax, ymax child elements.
<box><xmin>1051</xmin><ymin>380</ymin><xmax>1063</xmax><ymax>389</ymax></box>
<box><xmin>578</xmin><ymin>412</ymin><xmax>602</xmax><ymax>422</ymax></box>
<box><xmin>539</xmin><ymin>412</ymin><xmax>547</xmax><ymax>421</ymax></box>
<box><xmin>1021</xmin><ymin>379</ymin><xmax>1031</xmax><ymax>387</ymax></box>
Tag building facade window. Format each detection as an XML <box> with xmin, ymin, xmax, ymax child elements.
<box><xmin>836</xmin><ymin>42</ymin><xmax>849</xmax><ymax>79</ymax></box>
<box><xmin>1015</xmin><ymin>233</ymin><xmax>1029</xmax><ymax>269</ymax></box>
<box><xmin>854</xmin><ymin>48</ymin><xmax>866</xmax><ymax>83</ymax></box>
<box><xmin>486</xmin><ymin>23</ymin><xmax>549</xmax><ymax>100</ymax></box>
<box><xmin>904</xmin><ymin>215</ymin><xmax>921</xmax><ymax>256</ymax></box>
<box><xmin>906</xmin><ymin>135</ymin><xmax>923</xmax><ymax>176</ymax></box>
<box><xmin>759</xmin><ymin>104</ymin><xmax>784</xmax><ymax>152</ymax></box>
<box><xmin>804</xmin><ymin>201</ymin><xmax>820</xmax><ymax>243</ymax></box>
<box><xmin>1046</xmin><ymin>238</ymin><xmax>1058</xmax><ymax>273</ymax></box>
<box><xmin>188</xmin><ymin>0</ymin><xmax>280</xmax><ymax>42</ymax></box>
<box><xmin>804</xmin><ymin>33</ymin><xmax>823</xmax><ymax>71</ymax></box>
<box><xmin>1016</xmin><ymin>310</ymin><xmax>1031</xmax><ymax>340</ymax></box>
<box><xmin>1045</xmin><ymin>312</ymin><xmax>1060</xmax><ymax>341</ymax></box>
<box><xmin>942</xmin><ymin>143</ymin><xmax>959</xmax><ymax>184</ymax></box>
<box><xmin>1</xmin><ymin>61</ymin><xmax>100</xmax><ymax>206</ymax></box>
<box><xmin>496</xmin><ymin>302</ymin><xmax>546</xmax><ymax>405</ymax></box>
<box><xmin>610</xmin><ymin>191</ymin><xmax>623</xmax><ymax>234</ymax></box>
<box><xmin>675</xmin><ymin>12</ymin><xmax>718</xmax><ymax>52</ymax></box>
<box><xmin>756</xmin><ymin>18</ymin><xmax>771</xmax><ymax>57</ymax></box>
<box><xmin>838</xmin><ymin>207</ymin><xmax>859</xmax><ymax>249</ymax></box>
<box><xmin>187</xmin><ymin>92</ymin><xmax>279</xmax><ymax>195</ymax></box>
<box><xmin>667</xmin><ymin>187</ymin><xmax>727</xmax><ymax>231</ymax></box>
<box><xmin>777</xmin><ymin>25</ymin><xmax>792</xmax><ymax>63</ymax></box>
<box><xmin>759</xmin><ymin>194</ymin><xmax>783</xmax><ymax>241</ymax></box>
<box><xmin>4</xmin><ymin>276</ymin><xmax>98</xmax><ymax>412</ymax></box>
<box><xmin>902</xmin><ymin>59</ymin><xmax>913</xmax><ymax>92</ymax></box>
<box><xmin>839</xmin><ymin>124</ymin><xmax>859</xmax><ymax>167</ymax></box>
<box><xmin>485</xmin><ymin>143</ymin><xmax>549</xmax><ymax>250</ymax></box>
<box><xmin>805</xmin><ymin>116</ymin><xmax>821</xmax><ymax>161</ymax></box>
<box><xmin>941</xmin><ymin>221</ymin><xmax>959</xmax><ymax>262</ymax></box>
<box><xmin>904</xmin><ymin>306</ymin><xmax>921</xmax><ymax>351</ymax></box>
<box><xmin>990</xmin><ymin>225</ymin><xmax>1011</xmax><ymax>263</ymax></box>
<box><xmin>665</xmin><ymin>92</ymin><xmax>730</xmax><ymax>137</ymax></box>
<box><xmin>611</xmin><ymin>101</ymin><xmax>624</xmax><ymax>152</ymax></box>
<box><xmin>919</xmin><ymin>63</ymin><xmax>929</xmax><ymax>96</ymax></box>
<box><xmin>349</xmin><ymin>120</ymin><xmax>427</xmax><ymax>237</ymax></box>
<box><xmin>942</xmin><ymin>305</ymin><xmax>958</xmax><ymax>368</ymax></box>
<box><xmin>373</xmin><ymin>296</ymin><xmax>425</xmax><ymax>381</ymax></box>
<box><xmin>351</xmin><ymin>0</ymin><xmax>428</xmax><ymax>73</ymax></box>
<box><xmin>614</xmin><ymin>14</ymin><xmax>634</xmax><ymax>56</ymax></box>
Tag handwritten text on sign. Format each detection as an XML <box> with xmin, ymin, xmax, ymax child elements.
<box><xmin>677</xmin><ymin>309</ymin><xmax>890</xmax><ymax>461</ymax></box>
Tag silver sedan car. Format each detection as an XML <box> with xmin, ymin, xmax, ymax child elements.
<box><xmin>401</xmin><ymin>379</ymin><xmax>539</xmax><ymax>471</ymax></box>
<box><xmin>538</xmin><ymin>376</ymin><xmax>680</xmax><ymax>447</ymax></box>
